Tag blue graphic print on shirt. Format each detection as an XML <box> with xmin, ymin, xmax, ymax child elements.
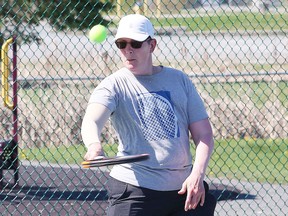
<box><xmin>137</xmin><ymin>91</ymin><xmax>180</xmax><ymax>141</ymax></box>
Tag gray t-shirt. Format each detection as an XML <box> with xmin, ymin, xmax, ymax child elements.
<box><xmin>88</xmin><ymin>66</ymin><xmax>208</xmax><ymax>191</ymax></box>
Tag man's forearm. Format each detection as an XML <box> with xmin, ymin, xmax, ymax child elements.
<box><xmin>192</xmin><ymin>139</ymin><xmax>214</xmax><ymax>180</ymax></box>
<box><xmin>81</xmin><ymin>103</ymin><xmax>111</xmax><ymax>148</ymax></box>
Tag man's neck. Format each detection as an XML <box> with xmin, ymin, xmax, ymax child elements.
<box><xmin>130</xmin><ymin>65</ymin><xmax>162</xmax><ymax>76</ymax></box>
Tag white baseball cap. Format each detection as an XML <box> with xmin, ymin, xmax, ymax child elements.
<box><xmin>114</xmin><ymin>14</ymin><xmax>155</xmax><ymax>42</ymax></box>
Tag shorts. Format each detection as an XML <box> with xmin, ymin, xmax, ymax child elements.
<box><xmin>106</xmin><ymin>177</ymin><xmax>216</xmax><ymax>216</ymax></box>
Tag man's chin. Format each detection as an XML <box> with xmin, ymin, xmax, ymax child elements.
<box><xmin>125</xmin><ymin>64</ymin><xmax>136</xmax><ymax>71</ymax></box>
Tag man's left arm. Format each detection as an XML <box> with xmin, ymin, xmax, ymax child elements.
<box><xmin>178</xmin><ymin>118</ymin><xmax>214</xmax><ymax>211</ymax></box>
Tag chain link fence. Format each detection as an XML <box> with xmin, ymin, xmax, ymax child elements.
<box><xmin>0</xmin><ymin>0</ymin><xmax>287</xmax><ymax>215</ymax></box>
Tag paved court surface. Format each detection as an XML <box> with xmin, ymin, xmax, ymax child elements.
<box><xmin>1</xmin><ymin>162</ymin><xmax>109</xmax><ymax>215</ymax></box>
<box><xmin>0</xmin><ymin>161</ymin><xmax>287</xmax><ymax>216</ymax></box>
<box><xmin>212</xmin><ymin>178</ymin><xmax>287</xmax><ymax>216</ymax></box>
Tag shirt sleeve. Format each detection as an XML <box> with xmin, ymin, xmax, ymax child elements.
<box><xmin>186</xmin><ymin>78</ymin><xmax>208</xmax><ymax>124</ymax></box>
<box><xmin>88</xmin><ymin>77</ymin><xmax>118</xmax><ymax>113</ymax></box>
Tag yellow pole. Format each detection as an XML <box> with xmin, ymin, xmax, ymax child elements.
<box><xmin>156</xmin><ymin>0</ymin><xmax>161</xmax><ymax>18</ymax></box>
<box><xmin>143</xmin><ymin>0</ymin><xmax>148</xmax><ymax>16</ymax></box>
<box><xmin>1</xmin><ymin>38</ymin><xmax>13</xmax><ymax>109</ymax></box>
<box><xmin>117</xmin><ymin>0</ymin><xmax>122</xmax><ymax>17</ymax></box>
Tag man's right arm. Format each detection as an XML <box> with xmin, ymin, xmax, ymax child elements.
<box><xmin>81</xmin><ymin>103</ymin><xmax>111</xmax><ymax>160</ymax></box>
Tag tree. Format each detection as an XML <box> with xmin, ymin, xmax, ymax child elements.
<box><xmin>0</xmin><ymin>0</ymin><xmax>114</xmax><ymax>44</ymax></box>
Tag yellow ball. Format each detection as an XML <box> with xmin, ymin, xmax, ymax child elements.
<box><xmin>89</xmin><ymin>25</ymin><xmax>107</xmax><ymax>43</ymax></box>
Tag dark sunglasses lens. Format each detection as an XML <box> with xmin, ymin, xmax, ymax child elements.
<box><xmin>115</xmin><ymin>40</ymin><xmax>144</xmax><ymax>49</ymax></box>
<box><xmin>131</xmin><ymin>41</ymin><xmax>142</xmax><ymax>48</ymax></box>
<box><xmin>116</xmin><ymin>41</ymin><xmax>127</xmax><ymax>49</ymax></box>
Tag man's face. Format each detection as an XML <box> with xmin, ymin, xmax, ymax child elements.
<box><xmin>116</xmin><ymin>37</ymin><xmax>156</xmax><ymax>75</ymax></box>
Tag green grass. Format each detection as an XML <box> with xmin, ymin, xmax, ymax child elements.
<box><xmin>150</xmin><ymin>12</ymin><xmax>288</xmax><ymax>32</ymax></box>
<box><xmin>205</xmin><ymin>138</ymin><xmax>288</xmax><ymax>184</ymax></box>
<box><xmin>20</xmin><ymin>138</ymin><xmax>288</xmax><ymax>184</ymax></box>
<box><xmin>108</xmin><ymin>11</ymin><xmax>288</xmax><ymax>33</ymax></box>
<box><xmin>197</xmin><ymin>80</ymin><xmax>288</xmax><ymax>109</ymax></box>
<box><xmin>19</xmin><ymin>143</ymin><xmax>118</xmax><ymax>164</ymax></box>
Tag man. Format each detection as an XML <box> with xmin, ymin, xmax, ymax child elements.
<box><xmin>81</xmin><ymin>14</ymin><xmax>216</xmax><ymax>216</ymax></box>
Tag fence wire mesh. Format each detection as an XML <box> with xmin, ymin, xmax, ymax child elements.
<box><xmin>0</xmin><ymin>0</ymin><xmax>287</xmax><ymax>215</ymax></box>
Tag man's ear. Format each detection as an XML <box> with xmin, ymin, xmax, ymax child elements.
<box><xmin>150</xmin><ymin>39</ymin><xmax>157</xmax><ymax>53</ymax></box>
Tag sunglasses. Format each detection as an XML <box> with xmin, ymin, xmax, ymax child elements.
<box><xmin>115</xmin><ymin>37</ymin><xmax>151</xmax><ymax>49</ymax></box>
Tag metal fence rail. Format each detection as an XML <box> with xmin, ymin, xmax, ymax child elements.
<box><xmin>1</xmin><ymin>0</ymin><xmax>287</xmax><ymax>215</ymax></box>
